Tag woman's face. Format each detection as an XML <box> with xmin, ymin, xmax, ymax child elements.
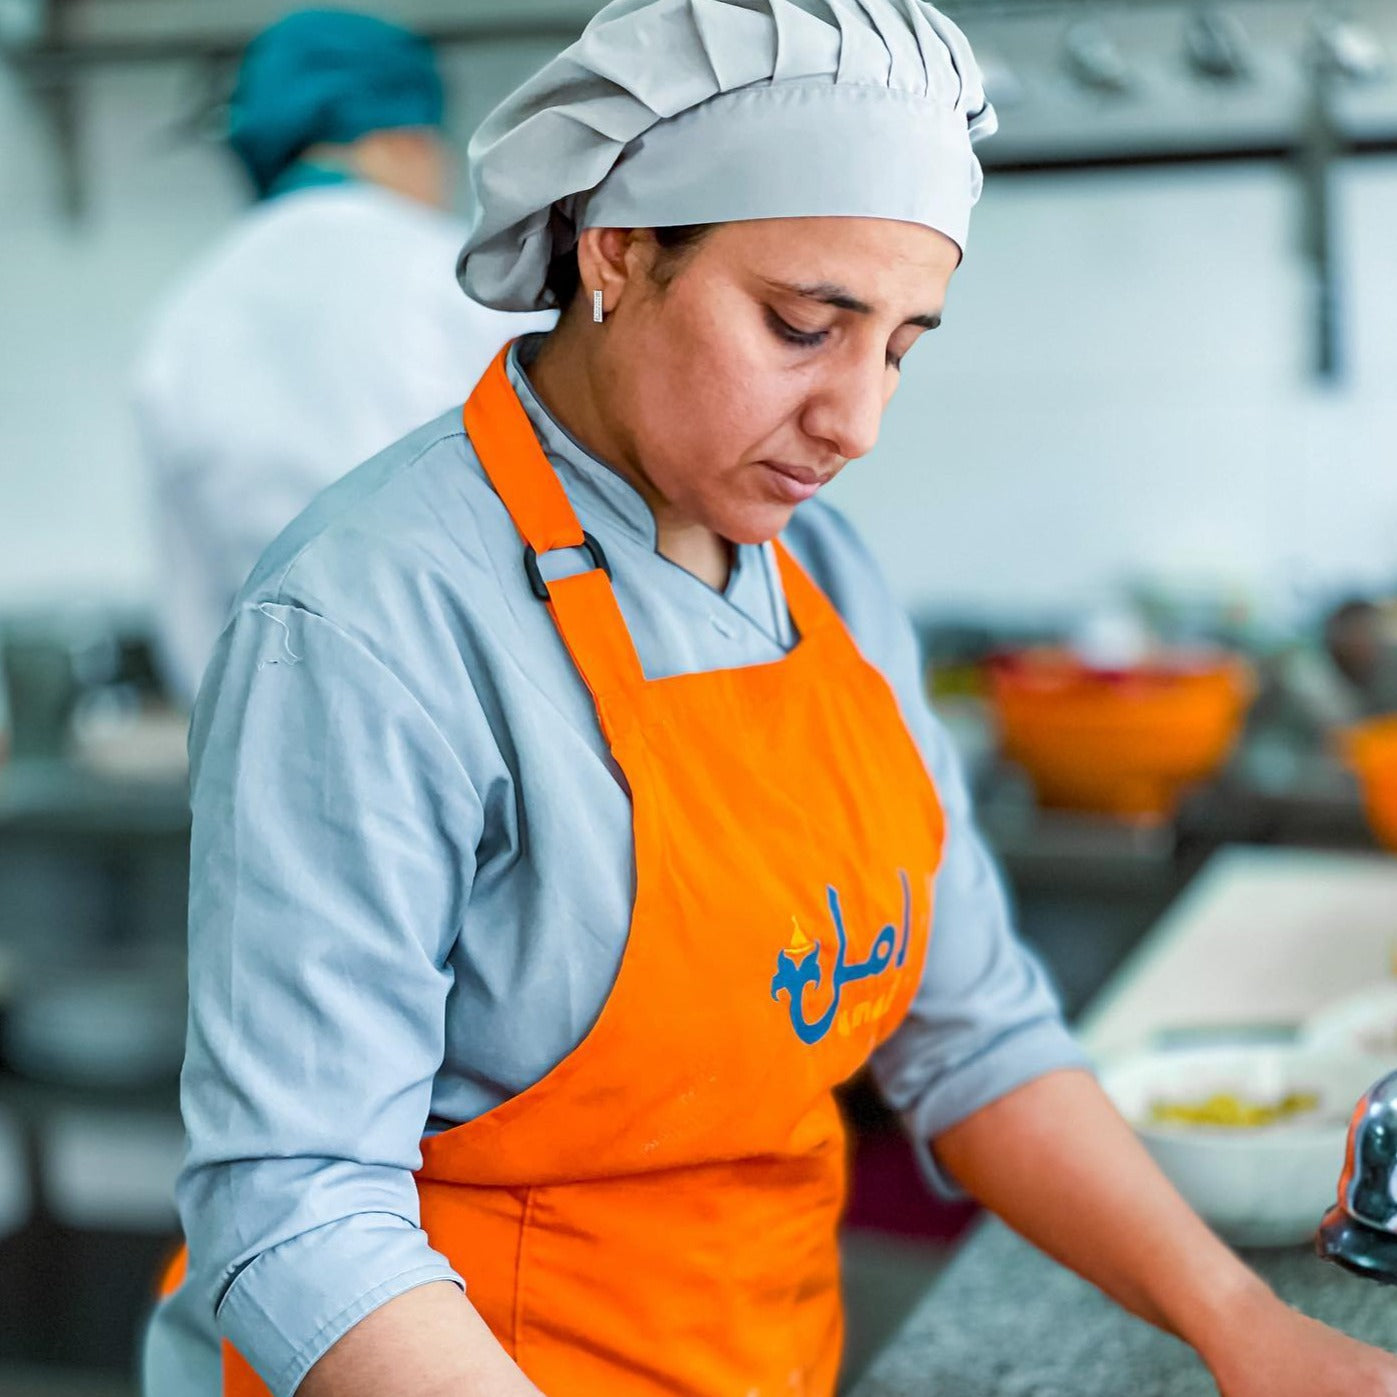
<box><xmin>590</xmin><ymin>216</ymin><xmax>961</xmax><ymax>545</ymax></box>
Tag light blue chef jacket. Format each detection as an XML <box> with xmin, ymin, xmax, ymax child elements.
<box><xmin>144</xmin><ymin>334</ymin><xmax>1088</xmax><ymax>1397</ymax></box>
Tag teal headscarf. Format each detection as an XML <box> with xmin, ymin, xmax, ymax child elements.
<box><xmin>229</xmin><ymin>9</ymin><xmax>445</xmax><ymax>200</ymax></box>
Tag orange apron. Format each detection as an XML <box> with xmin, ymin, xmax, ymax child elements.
<box><xmin>200</xmin><ymin>347</ymin><xmax>946</xmax><ymax>1396</ymax></box>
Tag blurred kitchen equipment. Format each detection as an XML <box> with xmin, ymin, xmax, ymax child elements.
<box><xmin>1316</xmin><ymin>1068</ymin><xmax>1397</xmax><ymax>1284</ymax></box>
<box><xmin>0</xmin><ymin>611</ymin><xmax>121</xmax><ymax>762</ymax></box>
<box><xmin>1342</xmin><ymin>715</ymin><xmax>1397</xmax><ymax>851</ymax></box>
<box><xmin>1062</xmin><ymin>20</ymin><xmax>1137</xmax><ymax>95</ymax></box>
<box><xmin>0</xmin><ymin>630</ymin><xmax>80</xmax><ymax>761</ymax></box>
<box><xmin>2</xmin><ymin>958</ymin><xmax>187</xmax><ymax>1090</ymax></box>
<box><xmin>1313</xmin><ymin>13</ymin><xmax>1388</xmax><ymax>83</ymax></box>
<box><xmin>987</xmin><ymin>650</ymin><xmax>1254</xmax><ymax>821</ymax></box>
<box><xmin>1304</xmin><ymin>983</ymin><xmax>1397</xmax><ymax>1060</ymax></box>
<box><xmin>1069</xmin><ymin>600</ymin><xmax>1153</xmax><ymax>671</ymax></box>
<box><xmin>1100</xmin><ymin>1043</ymin><xmax>1387</xmax><ymax>1245</ymax></box>
<box><xmin>0</xmin><ymin>632</ymin><xmax>9</xmax><ymax>771</ymax></box>
<box><xmin>1183</xmin><ymin>6</ymin><xmax>1253</xmax><ymax>83</ymax></box>
<box><xmin>68</xmin><ymin>698</ymin><xmax>189</xmax><ymax>784</ymax></box>
<box><xmin>0</xmin><ymin>945</ymin><xmax>15</xmax><ymax>1048</ymax></box>
<box><xmin>975</xmin><ymin>51</ymin><xmax>1024</xmax><ymax>110</ymax></box>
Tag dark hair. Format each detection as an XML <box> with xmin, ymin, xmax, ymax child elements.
<box><xmin>543</xmin><ymin>224</ymin><xmax>714</xmax><ymax>311</ymax></box>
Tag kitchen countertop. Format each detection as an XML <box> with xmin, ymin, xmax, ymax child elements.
<box><xmin>852</xmin><ymin>1217</ymin><xmax>1397</xmax><ymax>1397</ymax></box>
<box><xmin>853</xmin><ymin>846</ymin><xmax>1397</xmax><ymax>1396</ymax></box>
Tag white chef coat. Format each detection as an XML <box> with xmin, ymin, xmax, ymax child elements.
<box><xmin>132</xmin><ymin>179</ymin><xmax>555</xmax><ymax>704</ymax></box>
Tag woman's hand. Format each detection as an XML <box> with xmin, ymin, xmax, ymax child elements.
<box><xmin>935</xmin><ymin>1072</ymin><xmax>1397</xmax><ymax>1395</ymax></box>
<box><xmin>1202</xmin><ymin>1287</ymin><xmax>1397</xmax><ymax>1397</ymax></box>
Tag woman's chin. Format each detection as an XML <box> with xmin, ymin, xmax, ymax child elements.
<box><xmin>716</xmin><ymin>500</ymin><xmax>801</xmax><ymax>546</ymax></box>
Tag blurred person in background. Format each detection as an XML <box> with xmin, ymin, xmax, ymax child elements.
<box><xmin>133</xmin><ymin>8</ymin><xmax>554</xmax><ymax>707</ymax></box>
<box><xmin>1322</xmin><ymin>598</ymin><xmax>1397</xmax><ymax>717</ymax></box>
<box><xmin>1257</xmin><ymin>597</ymin><xmax>1397</xmax><ymax>750</ymax></box>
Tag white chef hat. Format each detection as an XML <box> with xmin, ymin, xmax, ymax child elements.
<box><xmin>458</xmin><ymin>0</ymin><xmax>997</xmax><ymax>312</ymax></box>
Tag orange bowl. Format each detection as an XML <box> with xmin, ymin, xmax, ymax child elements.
<box><xmin>1343</xmin><ymin>716</ymin><xmax>1397</xmax><ymax>852</ymax></box>
<box><xmin>987</xmin><ymin>650</ymin><xmax>1254</xmax><ymax>820</ymax></box>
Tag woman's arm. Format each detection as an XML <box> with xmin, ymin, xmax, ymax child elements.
<box><xmin>935</xmin><ymin>1068</ymin><xmax>1397</xmax><ymax>1396</ymax></box>
<box><xmin>299</xmin><ymin>1284</ymin><xmax>542</xmax><ymax>1397</ymax></box>
<box><xmin>182</xmin><ymin>603</ymin><xmax>493</xmax><ymax>1393</ymax></box>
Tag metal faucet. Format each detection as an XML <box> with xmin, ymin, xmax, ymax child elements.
<box><xmin>1317</xmin><ymin>1068</ymin><xmax>1397</xmax><ymax>1284</ymax></box>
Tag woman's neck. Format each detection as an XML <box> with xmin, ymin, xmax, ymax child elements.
<box><xmin>527</xmin><ymin>325</ymin><xmax>732</xmax><ymax>591</ymax></box>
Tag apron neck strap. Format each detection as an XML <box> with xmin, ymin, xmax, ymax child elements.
<box><xmin>465</xmin><ymin>346</ymin><xmax>645</xmax><ymax>721</ymax></box>
<box><xmin>770</xmin><ymin>543</ymin><xmax>842</xmax><ymax>641</ymax></box>
<box><xmin>463</xmin><ymin>344</ymin><xmax>841</xmax><ymax>720</ymax></box>
<box><xmin>464</xmin><ymin>344</ymin><xmax>590</xmax><ymax>556</ymax></box>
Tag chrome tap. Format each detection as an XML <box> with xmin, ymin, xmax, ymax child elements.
<box><xmin>1317</xmin><ymin>1068</ymin><xmax>1397</xmax><ymax>1284</ymax></box>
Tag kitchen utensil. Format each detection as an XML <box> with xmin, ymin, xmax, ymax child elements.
<box><xmin>1343</xmin><ymin>716</ymin><xmax>1397</xmax><ymax>852</ymax></box>
<box><xmin>1317</xmin><ymin>1068</ymin><xmax>1397</xmax><ymax>1284</ymax></box>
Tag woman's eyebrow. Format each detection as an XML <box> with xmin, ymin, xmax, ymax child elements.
<box><xmin>768</xmin><ymin>278</ymin><xmax>942</xmax><ymax>330</ymax></box>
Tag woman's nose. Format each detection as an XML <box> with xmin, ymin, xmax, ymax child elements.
<box><xmin>800</xmin><ymin>356</ymin><xmax>887</xmax><ymax>464</ymax></box>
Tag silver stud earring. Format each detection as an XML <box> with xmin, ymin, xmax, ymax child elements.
<box><xmin>593</xmin><ymin>289</ymin><xmax>604</xmax><ymax>323</ymax></box>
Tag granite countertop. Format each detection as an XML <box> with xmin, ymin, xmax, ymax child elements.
<box><xmin>853</xmin><ymin>1217</ymin><xmax>1397</xmax><ymax>1397</ymax></box>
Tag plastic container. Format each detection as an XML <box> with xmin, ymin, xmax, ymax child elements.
<box><xmin>987</xmin><ymin>649</ymin><xmax>1254</xmax><ymax>820</ymax></box>
<box><xmin>1343</xmin><ymin>715</ymin><xmax>1397</xmax><ymax>852</ymax></box>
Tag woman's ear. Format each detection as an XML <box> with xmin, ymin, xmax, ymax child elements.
<box><xmin>575</xmin><ymin>227</ymin><xmax>653</xmax><ymax>320</ymax></box>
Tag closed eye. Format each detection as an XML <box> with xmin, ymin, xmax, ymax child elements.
<box><xmin>766</xmin><ymin>306</ymin><xmax>908</xmax><ymax>369</ymax></box>
<box><xmin>765</xmin><ymin>307</ymin><xmax>827</xmax><ymax>349</ymax></box>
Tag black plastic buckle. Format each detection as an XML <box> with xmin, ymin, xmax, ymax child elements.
<box><xmin>523</xmin><ymin>532</ymin><xmax>612</xmax><ymax>602</ymax></box>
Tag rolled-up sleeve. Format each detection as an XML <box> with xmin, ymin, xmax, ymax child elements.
<box><xmin>179</xmin><ymin>600</ymin><xmax>483</xmax><ymax>1396</ymax></box>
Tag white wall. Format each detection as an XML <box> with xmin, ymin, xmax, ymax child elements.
<box><xmin>826</xmin><ymin>159</ymin><xmax>1397</xmax><ymax>626</ymax></box>
<box><xmin>2</xmin><ymin>45</ymin><xmax>1395</xmax><ymax>623</ymax></box>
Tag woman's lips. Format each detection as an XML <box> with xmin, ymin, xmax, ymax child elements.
<box><xmin>759</xmin><ymin>461</ymin><xmax>827</xmax><ymax>504</ymax></box>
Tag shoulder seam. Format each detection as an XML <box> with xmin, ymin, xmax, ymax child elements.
<box><xmin>265</xmin><ymin>423</ymin><xmax>470</xmax><ymax>603</ymax></box>
<box><xmin>238</xmin><ymin>599</ymin><xmax>478</xmax><ymax>790</ymax></box>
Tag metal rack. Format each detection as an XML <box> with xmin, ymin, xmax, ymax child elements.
<box><xmin>4</xmin><ymin>0</ymin><xmax>1396</xmax><ymax>370</ymax></box>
